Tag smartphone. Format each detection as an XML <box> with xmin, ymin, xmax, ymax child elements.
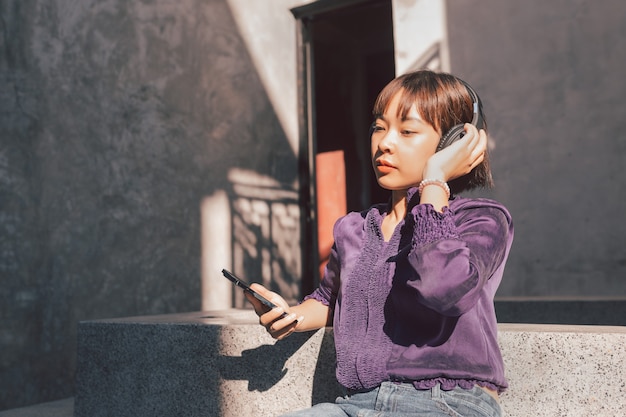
<box><xmin>221</xmin><ymin>269</ymin><xmax>288</xmax><ymax>317</ymax></box>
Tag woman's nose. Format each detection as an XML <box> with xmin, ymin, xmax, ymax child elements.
<box><xmin>378</xmin><ymin>130</ymin><xmax>396</xmax><ymax>152</ymax></box>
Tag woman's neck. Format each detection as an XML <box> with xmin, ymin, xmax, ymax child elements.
<box><xmin>389</xmin><ymin>190</ymin><xmax>408</xmax><ymax>219</ymax></box>
<box><xmin>381</xmin><ymin>190</ymin><xmax>408</xmax><ymax>241</ymax></box>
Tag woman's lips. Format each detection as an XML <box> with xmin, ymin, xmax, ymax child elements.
<box><xmin>375</xmin><ymin>160</ymin><xmax>395</xmax><ymax>174</ymax></box>
<box><xmin>376</xmin><ymin>165</ymin><xmax>395</xmax><ymax>174</ymax></box>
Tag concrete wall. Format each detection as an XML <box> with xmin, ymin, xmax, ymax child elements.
<box><xmin>0</xmin><ymin>0</ymin><xmax>306</xmax><ymax>410</ymax></box>
<box><xmin>445</xmin><ymin>0</ymin><xmax>626</xmax><ymax>297</ymax></box>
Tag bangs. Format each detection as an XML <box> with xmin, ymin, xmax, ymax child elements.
<box><xmin>372</xmin><ymin>74</ymin><xmax>457</xmax><ymax>134</ymax></box>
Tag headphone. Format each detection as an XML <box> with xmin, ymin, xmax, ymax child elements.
<box><xmin>436</xmin><ymin>80</ymin><xmax>484</xmax><ymax>152</ymax></box>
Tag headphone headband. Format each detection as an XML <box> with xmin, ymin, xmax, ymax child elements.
<box><xmin>436</xmin><ymin>79</ymin><xmax>484</xmax><ymax>151</ymax></box>
<box><xmin>461</xmin><ymin>80</ymin><xmax>482</xmax><ymax>129</ymax></box>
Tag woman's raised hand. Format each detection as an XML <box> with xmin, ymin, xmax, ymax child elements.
<box><xmin>423</xmin><ymin>123</ymin><xmax>487</xmax><ymax>182</ymax></box>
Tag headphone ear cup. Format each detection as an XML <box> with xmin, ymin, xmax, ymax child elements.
<box><xmin>437</xmin><ymin>124</ymin><xmax>465</xmax><ymax>151</ymax></box>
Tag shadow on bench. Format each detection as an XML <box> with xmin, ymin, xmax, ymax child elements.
<box><xmin>74</xmin><ymin>309</ymin><xmax>626</xmax><ymax>417</ymax></box>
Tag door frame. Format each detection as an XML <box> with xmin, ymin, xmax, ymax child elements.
<box><xmin>291</xmin><ymin>0</ymin><xmax>393</xmax><ymax>295</ymax></box>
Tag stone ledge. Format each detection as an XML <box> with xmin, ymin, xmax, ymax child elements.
<box><xmin>495</xmin><ymin>298</ymin><xmax>626</xmax><ymax>326</ymax></box>
<box><xmin>498</xmin><ymin>322</ymin><xmax>626</xmax><ymax>417</ymax></box>
<box><xmin>74</xmin><ymin>310</ymin><xmax>626</xmax><ymax>417</ymax></box>
<box><xmin>74</xmin><ymin>310</ymin><xmax>341</xmax><ymax>417</ymax></box>
<box><xmin>0</xmin><ymin>399</ymin><xmax>73</xmax><ymax>417</ymax></box>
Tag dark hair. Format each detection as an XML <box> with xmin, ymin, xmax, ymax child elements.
<box><xmin>372</xmin><ymin>70</ymin><xmax>493</xmax><ymax>194</ymax></box>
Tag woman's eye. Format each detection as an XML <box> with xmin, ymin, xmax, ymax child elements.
<box><xmin>401</xmin><ymin>130</ymin><xmax>416</xmax><ymax>136</ymax></box>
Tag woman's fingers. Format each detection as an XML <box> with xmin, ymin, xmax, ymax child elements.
<box><xmin>266</xmin><ymin>313</ymin><xmax>302</xmax><ymax>340</ymax></box>
<box><xmin>470</xmin><ymin>127</ymin><xmax>487</xmax><ymax>168</ymax></box>
<box><xmin>425</xmin><ymin>125</ymin><xmax>487</xmax><ymax>182</ymax></box>
<box><xmin>246</xmin><ymin>283</ymin><xmax>303</xmax><ymax>339</ymax></box>
<box><xmin>247</xmin><ymin>284</ymin><xmax>285</xmax><ymax>311</ymax></box>
<box><xmin>257</xmin><ymin>305</ymin><xmax>287</xmax><ymax>327</ymax></box>
<box><xmin>464</xmin><ymin>124</ymin><xmax>484</xmax><ymax>151</ymax></box>
<box><xmin>461</xmin><ymin>124</ymin><xmax>486</xmax><ymax>170</ymax></box>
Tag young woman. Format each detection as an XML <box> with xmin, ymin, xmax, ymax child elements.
<box><xmin>247</xmin><ymin>70</ymin><xmax>513</xmax><ymax>417</ymax></box>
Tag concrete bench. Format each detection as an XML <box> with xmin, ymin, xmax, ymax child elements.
<box><xmin>74</xmin><ymin>309</ymin><xmax>626</xmax><ymax>417</ymax></box>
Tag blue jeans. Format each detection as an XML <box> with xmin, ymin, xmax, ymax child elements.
<box><xmin>280</xmin><ymin>382</ymin><xmax>502</xmax><ymax>417</ymax></box>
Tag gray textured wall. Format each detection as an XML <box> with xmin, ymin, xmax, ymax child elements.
<box><xmin>0</xmin><ymin>0</ymin><xmax>297</xmax><ymax>410</ymax></box>
<box><xmin>446</xmin><ymin>0</ymin><xmax>626</xmax><ymax>297</ymax></box>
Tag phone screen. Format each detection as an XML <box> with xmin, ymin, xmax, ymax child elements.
<box><xmin>221</xmin><ymin>269</ymin><xmax>287</xmax><ymax>317</ymax></box>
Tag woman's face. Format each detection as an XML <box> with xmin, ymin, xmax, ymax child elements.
<box><xmin>371</xmin><ymin>91</ymin><xmax>440</xmax><ymax>191</ymax></box>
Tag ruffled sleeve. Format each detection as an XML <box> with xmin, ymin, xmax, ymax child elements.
<box><xmin>303</xmin><ymin>242</ymin><xmax>338</xmax><ymax>307</ymax></box>
<box><xmin>403</xmin><ymin>198</ymin><xmax>513</xmax><ymax>317</ymax></box>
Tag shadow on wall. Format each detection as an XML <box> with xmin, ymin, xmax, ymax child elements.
<box><xmin>200</xmin><ymin>168</ymin><xmax>301</xmax><ymax>311</ymax></box>
<box><xmin>224</xmin><ymin>169</ymin><xmax>300</xmax><ymax>307</ymax></box>
<box><xmin>0</xmin><ymin>0</ymin><xmax>298</xmax><ymax>411</ymax></box>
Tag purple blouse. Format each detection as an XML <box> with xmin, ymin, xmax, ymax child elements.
<box><xmin>305</xmin><ymin>187</ymin><xmax>514</xmax><ymax>393</ymax></box>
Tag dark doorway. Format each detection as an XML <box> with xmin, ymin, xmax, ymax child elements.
<box><xmin>292</xmin><ymin>0</ymin><xmax>395</xmax><ymax>294</ymax></box>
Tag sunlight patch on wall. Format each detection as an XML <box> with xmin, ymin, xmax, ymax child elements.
<box><xmin>225</xmin><ymin>0</ymin><xmax>311</xmax><ymax>155</ymax></box>
<box><xmin>201</xmin><ymin>190</ymin><xmax>233</xmax><ymax>311</ymax></box>
<box><xmin>392</xmin><ymin>0</ymin><xmax>450</xmax><ymax>74</ymax></box>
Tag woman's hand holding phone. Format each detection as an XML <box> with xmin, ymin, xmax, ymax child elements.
<box><xmin>222</xmin><ymin>269</ymin><xmax>329</xmax><ymax>339</ymax></box>
<box><xmin>245</xmin><ymin>283</ymin><xmax>303</xmax><ymax>340</ymax></box>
